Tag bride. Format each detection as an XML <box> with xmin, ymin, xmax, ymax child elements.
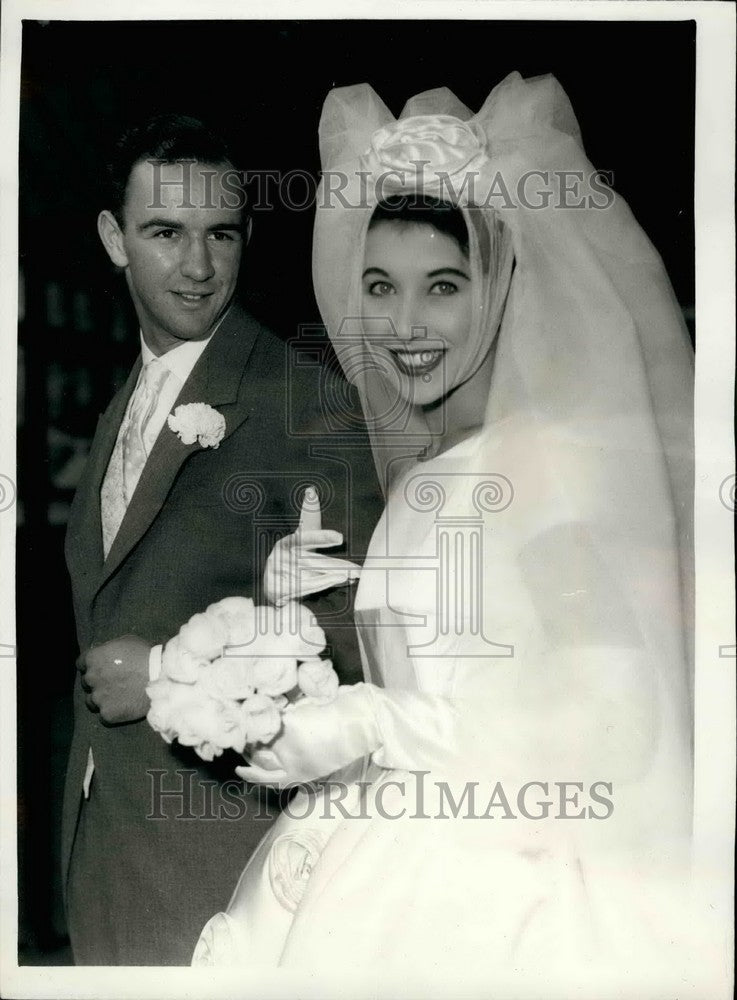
<box><xmin>191</xmin><ymin>73</ymin><xmax>694</xmax><ymax>987</ymax></box>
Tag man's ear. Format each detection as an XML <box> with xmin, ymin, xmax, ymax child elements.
<box><xmin>97</xmin><ymin>210</ymin><xmax>129</xmax><ymax>267</ymax></box>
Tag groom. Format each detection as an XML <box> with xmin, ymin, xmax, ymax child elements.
<box><xmin>62</xmin><ymin>115</ymin><xmax>379</xmax><ymax>965</ymax></box>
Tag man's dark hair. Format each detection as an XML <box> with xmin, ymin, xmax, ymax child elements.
<box><xmin>106</xmin><ymin>113</ymin><xmax>236</xmax><ymax>225</ymax></box>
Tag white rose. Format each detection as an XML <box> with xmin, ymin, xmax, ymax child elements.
<box><xmin>200</xmin><ymin>655</ymin><xmax>256</xmax><ymax>700</ymax></box>
<box><xmin>196</xmin><ymin>741</ymin><xmax>222</xmax><ymax>762</ymax></box>
<box><xmin>147</xmin><ymin>675</ymin><xmax>249</xmax><ymax>758</ymax></box>
<box><xmin>215</xmin><ymin>603</ymin><xmax>325</xmax><ymax>661</ymax></box>
<box><xmin>241</xmin><ymin>694</ymin><xmax>282</xmax><ymax>745</ymax></box>
<box><xmin>297</xmin><ymin>658</ymin><xmax>340</xmax><ymax>704</ymax></box>
<box><xmin>161</xmin><ymin>635</ymin><xmax>208</xmax><ymax>683</ymax></box>
<box><xmin>261</xmin><ymin>604</ymin><xmax>326</xmax><ymax>659</ymax></box>
<box><xmin>179</xmin><ymin>611</ymin><xmax>229</xmax><ymax>659</ymax></box>
<box><xmin>146</xmin><ymin>685</ymin><xmax>176</xmax><ymax>742</ymax></box>
<box><xmin>252</xmin><ymin>657</ymin><xmax>299</xmax><ymax>697</ymax></box>
<box><xmin>206</xmin><ymin>596</ymin><xmax>259</xmax><ymax>647</ymax></box>
<box><xmin>147</xmin><ymin>677</ymin><xmax>202</xmax><ymax>737</ymax></box>
<box><xmin>207</xmin><ymin>596</ymin><xmax>256</xmax><ymax>617</ymax></box>
<box><xmin>290</xmin><ymin>604</ymin><xmax>327</xmax><ymax>657</ymax></box>
<box><xmin>175</xmin><ymin>695</ymin><xmax>244</xmax><ymax>752</ymax></box>
<box><xmin>202</xmin><ymin>701</ymin><xmax>249</xmax><ymax>756</ymax></box>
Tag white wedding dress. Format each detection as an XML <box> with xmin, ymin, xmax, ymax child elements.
<box><xmin>193</xmin><ymin>429</ymin><xmax>693</xmax><ymax>985</ymax></box>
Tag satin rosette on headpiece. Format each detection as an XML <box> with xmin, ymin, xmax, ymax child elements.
<box><xmin>360</xmin><ymin>114</ymin><xmax>489</xmax><ymax>202</ymax></box>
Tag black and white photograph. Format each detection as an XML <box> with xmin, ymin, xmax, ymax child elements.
<box><xmin>0</xmin><ymin>2</ymin><xmax>734</xmax><ymax>998</ymax></box>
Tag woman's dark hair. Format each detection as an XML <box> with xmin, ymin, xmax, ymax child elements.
<box><xmin>368</xmin><ymin>195</ymin><xmax>470</xmax><ymax>256</ymax></box>
<box><xmin>106</xmin><ymin>113</ymin><xmax>236</xmax><ymax>226</ymax></box>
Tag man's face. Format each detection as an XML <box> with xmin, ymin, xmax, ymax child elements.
<box><xmin>99</xmin><ymin>160</ymin><xmax>245</xmax><ymax>354</ymax></box>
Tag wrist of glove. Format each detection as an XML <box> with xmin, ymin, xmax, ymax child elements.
<box><xmin>234</xmin><ymin>682</ymin><xmax>463</xmax><ymax>788</ymax></box>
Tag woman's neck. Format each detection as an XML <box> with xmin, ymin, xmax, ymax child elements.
<box><xmin>423</xmin><ymin>342</ymin><xmax>496</xmax><ymax>455</ymax></box>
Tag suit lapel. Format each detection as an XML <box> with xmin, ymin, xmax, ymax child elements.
<box><xmin>93</xmin><ymin>305</ymin><xmax>260</xmax><ymax>596</ymax></box>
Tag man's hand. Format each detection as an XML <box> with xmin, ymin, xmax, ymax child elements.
<box><xmin>77</xmin><ymin>635</ymin><xmax>153</xmax><ymax>724</ymax></box>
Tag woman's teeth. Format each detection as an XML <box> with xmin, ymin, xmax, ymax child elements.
<box><xmin>390</xmin><ymin>348</ymin><xmax>445</xmax><ymax>375</ymax></box>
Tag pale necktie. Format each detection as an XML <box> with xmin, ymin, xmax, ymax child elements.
<box><xmin>87</xmin><ymin>359</ymin><xmax>169</xmax><ymax>799</ymax></box>
<box><xmin>100</xmin><ymin>358</ymin><xmax>169</xmax><ymax>557</ymax></box>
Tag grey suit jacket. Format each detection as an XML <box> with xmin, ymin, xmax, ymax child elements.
<box><xmin>62</xmin><ymin>303</ymin><xmax>381</xmax><ymax>963</ymax></box>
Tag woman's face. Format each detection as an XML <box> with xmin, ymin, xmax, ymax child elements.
<box><xmin>361</xmin><ymin>220</ymin><xmax>478</xmax><ymax>407</ymax></box>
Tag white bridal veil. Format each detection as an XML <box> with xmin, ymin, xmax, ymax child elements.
<box><xmin>313</xmin><ymin>72</ymin><xmax>694</xmax><ymax>846</ymax></box>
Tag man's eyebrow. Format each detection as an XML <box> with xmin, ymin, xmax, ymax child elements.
<box><xmin>137</xmin><ymin>218</ymin><xmax>183</xmax><ymax>232</ymax></box>
<box><xmin>426</xmin><ymin>267</ymin><xmax>470</xmax><ymax>279</ymax></box>
<box><xmin>136</xmin><ymin>219</ymin><xmax>245</xmax><ymax>233</ymax></box>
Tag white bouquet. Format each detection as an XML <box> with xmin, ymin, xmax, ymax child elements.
<box><xmin>146</xmin><ymin>597</ymin><xmax>339</xmax><ymax>762</ymax></box>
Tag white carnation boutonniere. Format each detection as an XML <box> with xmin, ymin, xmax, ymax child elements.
<box><xmin>168</xmin><ymin>402</ymin><xmax>226</xmax><ymax>449</ymax></box>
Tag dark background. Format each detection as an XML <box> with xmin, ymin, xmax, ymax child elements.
<box><xmin>17</xmin><ymin>18</ymin><xmax>695</xmax><ymax>963</ymax></box>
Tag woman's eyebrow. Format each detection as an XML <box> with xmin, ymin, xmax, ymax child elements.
<box><xmin>426</xmin><ymin>267</ymin><xmax>470</xmax><ymax>279</ymax></box>
<box><xmin>363</xmin><ymin>267</ymin><xmax>390</xmax><ymax>277</ymax></box>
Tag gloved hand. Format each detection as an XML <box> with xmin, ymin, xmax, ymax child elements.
<box><xmin>235</xmin><ymin>684</ymin><xmax>381</xmax><ymax>788</ymax></box>
<box><xmin>264</xmin><ymin>486</ymin><xmax>362</xmax><ymax>607</ymax></box>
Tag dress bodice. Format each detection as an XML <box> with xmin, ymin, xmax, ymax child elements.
<box><xmin>354</xmin><ymin>432</ymin><xmax>529</xmax><ymax>699</ymax></box>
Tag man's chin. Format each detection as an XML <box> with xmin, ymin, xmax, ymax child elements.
<box><xmin>143</xmin><ymin>316</ymin><xmax>222</xmax><ymax>354</ymax></box>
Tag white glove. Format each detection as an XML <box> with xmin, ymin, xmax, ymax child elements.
<box><xmin>235</xmin><ymin>684</ymin><xmax>381</xmax><ymax>788</ymax></box>
<box><xmin>263</xmin><ymin>486</ymin><xmax>362</xmax><ymax>607</ymax></box>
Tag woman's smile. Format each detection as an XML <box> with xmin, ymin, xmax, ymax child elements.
<box><xmin>387</xmin><ymin>345</ymin><xmax>447</xmax><ymax>377</ymax></box>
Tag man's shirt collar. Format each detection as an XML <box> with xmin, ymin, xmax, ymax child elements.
<box><xmin>139</xmin><ymin>307</ymin><xmax>231</xmax><ymax>384</ymax></box>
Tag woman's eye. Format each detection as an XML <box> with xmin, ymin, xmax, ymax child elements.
<box><xmin>367</xmin><ymin>281</ymin><xmax>394</xmax><ymax>297</ymax></box>
<box><xmin>429</xmin><ymin>281</ymin><xmax>458</xmax><ymax>296</ymax></box>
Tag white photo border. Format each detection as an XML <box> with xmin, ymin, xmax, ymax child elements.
<box><xmin>1</xmin><ymin>2</ymin><xmax>733</xmax><ymax>998</ymax></box>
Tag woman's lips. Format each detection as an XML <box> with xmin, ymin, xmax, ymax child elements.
<box><xmin>388</xmin><ymin>347</ymin><xmax>446</xmax><ymax>377</ymax></box>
